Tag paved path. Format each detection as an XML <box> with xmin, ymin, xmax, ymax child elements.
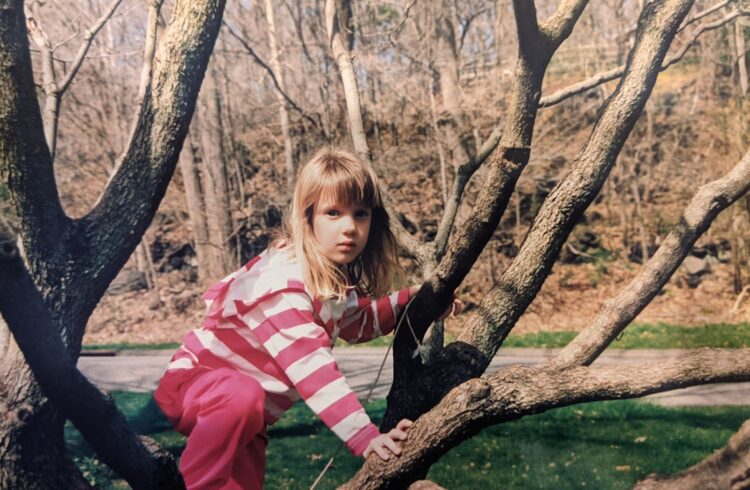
<box><xmin>78</xmin><ymin>348</ymin><xmax>750</xmax><ymax>406</ymax></box>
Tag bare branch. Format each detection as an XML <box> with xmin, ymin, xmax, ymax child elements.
<box><xmin>539</xmin><ymin>0</ymin><xmax>589</xmax><ymax>48</ymax></box>
<box><xmin>25</xmin><ymin>2</ymin><xmax>61</xmax><ymax>160</ymax></box>
<box><xmin>539</xmin><ymin>8</ymin><xmax>748</xmax><ymax>108</ymax></box>
<box><xmin>551</xmin><ymin>148</ymin><xmax>750</xmax><ymax>368</ymax></box>
<box><xmin>433</xmin><ymin>127</ymin><xmax>501</xmax><ymax>257</ymax></box>
<box><xmin>58</xmin><ymin>0</ymin><xmax>125</xmax><ymax>95</ymax></box>
<box><xmin>348</xmin><ymin>349</ymin><xmax>750</xmax><ymax>488</ymax></box>
<box><xmin>222</xmin><ymin>20</ymin><xmax>323</xmax><ymax>133</ymax></box>
<box><xmin>681</xmin><ymin>0</ymin><xmax>731</xmax><ymax>29</ymax></box>
<box><xmin>132</xmin><ymin>0</ymin><xmax>162</xmax><ymax>110</ymax></box>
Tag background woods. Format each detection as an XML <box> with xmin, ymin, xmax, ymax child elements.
<box><xmin>1</xmin><ymin>0</ymin><xmax>750</xmax><ymax>488</ymax></box>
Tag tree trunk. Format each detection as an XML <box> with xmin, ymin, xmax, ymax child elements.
<box><xmin>199</xmin><ymin>64</ymin><xmax>236</xmax><ymax>278</ymax></box>
<box><xmin>736</xmin><ymin>18</ymin><xmax>748</xmax><ymax>95</ymax></box>
<box><xmin>265</xmin><ymin>0</ymin><xmax>295</xmax><ymax>190</ymax></box>
<box><xmin>0</xmin><ymin>327</ymin><xmax>90</xmax><ymax>489</ymax></box>
<box><xmin>0</xmin><ymin>0</ymin><xmax>225</xmax><ymax>483</ymax></box>
<box><xmin>179</xmin><ymin>132</ymin><xmax>213</xmax><ymax>285</ymax></box>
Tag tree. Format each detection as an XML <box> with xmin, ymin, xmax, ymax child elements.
<box><xmin>1</xmin><ymin>0</ymin><xmax>750</xmax><ymax>488</ymax></box>
<box><xmin>0</xmin><ymin>0</ymin><xmax>225</xmax><ymax>486</ymax></box>
<box><xmin>319</xmin><ymin>0</ymin><xmax>750</xmax><ymax>487</ymax></box>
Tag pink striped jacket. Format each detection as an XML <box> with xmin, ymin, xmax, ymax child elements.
<box><xmin>163</xmin><ymin>246</ymin><xmax>412</xmax><ymax>456</ymax></box>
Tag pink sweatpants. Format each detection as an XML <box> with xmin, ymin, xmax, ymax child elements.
<box><xmin>155</xmin><ymin>367</ymin><xmax>268</xmax><ymax>489</ymax></box>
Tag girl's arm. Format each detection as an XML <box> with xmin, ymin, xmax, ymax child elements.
<box><xmin>246</xmin><ymin>290</ymin><xmax>380</xmax><ymax>456</ymax></box>
<box><xmin>337</xmin><ymin>286</ymin><xmax>419</xmax><ymax>344</ymax></box>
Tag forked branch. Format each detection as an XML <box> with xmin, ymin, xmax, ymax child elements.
<box><xmin>552</xmin><ymin>148</ymin><xmax>750</xmax><ymax>369</ymax></box>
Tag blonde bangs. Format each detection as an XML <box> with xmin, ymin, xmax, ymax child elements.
<box><xmin>283</xmin><ymin>148</ymin><xmax>403</xmax><ymax>301</ymax></box>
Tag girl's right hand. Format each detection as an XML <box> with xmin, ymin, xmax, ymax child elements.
<box><xmin>363</xmin><ymin>419</ymin><xmax>413</xmax><ymax>460</ymax></box>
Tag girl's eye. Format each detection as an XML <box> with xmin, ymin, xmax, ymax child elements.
<box><xmin>355</xmin><ymin>210</ymin><xmax>371</xmax><ymax>218</ymax></box>
<box><xmin>326</xmin><ymin>209</ymin><xmax>340</xmax><ymax>217</ymax></box>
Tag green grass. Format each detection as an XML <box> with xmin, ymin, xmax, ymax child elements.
<box><xmin>83</xmin><ymin>323</ymin><xmax>750</xmax><ymax>352</ymax></box>
<box><xmin>65</xmin><ymin>392</ymin><xmax>750</xmax><ymax>489</ymax></box>
<box><xmin>504</xmin><ymin>323</ymin><xmax>750</xmax><ymax>349</ymax></box>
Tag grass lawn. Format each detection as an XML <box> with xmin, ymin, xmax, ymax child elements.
<box><xmin>82</xmin><ymin>322</ymin><xmax>750</xmax><ymax>352</ymax></box>
<box><xmin>66</xmin><ymin>392</ymin><xmax>750</xmax><ymax>489</ymax></box>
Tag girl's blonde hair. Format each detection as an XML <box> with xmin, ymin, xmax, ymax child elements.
<box><xmin>279</xmin><ymin>148</ymin><xmax>402</xmax><ymax>300</ymax></box>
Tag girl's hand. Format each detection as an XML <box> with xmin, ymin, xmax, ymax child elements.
<box><xmin>438</xmin><ymin>296</ymin><xmax>463</xmax><ymax>321</ymax></box>
<box><xmin>363</xmin><ymin>419</ymin><xmax>413</xmax><ymax>460</ymax></box>
<box><xmin>407</xmin><ymin>285</ymin><xmax>462</xmax><ymax>321</ymax></box>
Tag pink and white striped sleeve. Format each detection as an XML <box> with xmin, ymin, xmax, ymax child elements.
<box><xmin>337</xmin><ymin>288</ymin><xmax>413</xmax><ymax>344</ymax></box>
<box><xmin>251</xmin><ymin>290</ymin><xmax>379</xmax><ymax>456</ymax></box>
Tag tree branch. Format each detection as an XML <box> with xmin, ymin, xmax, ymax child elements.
<box><xmin>0</xmin><ymin>234</ymin><xmax>183</xmax><ymax>489</ymax></box>
<box><xmin>2</xmin><ymin>0</ymin><xmax>68</xmax><ymax>268</ymax></box>
<box><xmin>58</xmin><ymin>0</ymin><xmax>125</xmax><ymax>95</ymax></box>
<box><xmin>74</xmin><ymin>0</ymin><xmax>225</xmax><ymax>325</ymax></box>
<box><xmin>25</xmin><ymin>1</ymin><xmax>61</xmax><ymax>160</ymax></box>
<box><xmin>539</xmin><ymin>7</ymin><xmax>748</xmax><ymax>108</ymax></box>
<box><xmin>457</xmin><ymin>0</ymin><xmax>696</xmax><ymax>361</ymax></box>
<box><xmin>325</xmin><ymin>0</ymin><xmax>370</xmax><ymax>163</ymax></box>
<box><xmin>430</xmin><ymin>1</ymin><xmax>591</xmax><ymax>258</ymax></box>
<box><xmin>222</xmin><ymin>20</ymin><xmax>324</xmax><ymax>133</ymax></box>
<box><xmin>347</xmin><ymin>348</ymin><xmax>750</xmax><ymax>488</ymax></box>
<box><xmin>539</xmin><ymin>0</ymin><xmax>589</xmax><ymax>48</ymax></box>
<box><xmin>433</xmin><ymin>126</ymin><xmax>502</xmax><ymax>257</ymax></box>
<box><xmin>385</xmin><ymin>0</ymin><xmax>585</xmax><ymax>428</ymax></box>
<box><xmin>551</xmin><ymin>148</ymin><xmax>750</xmax><ymax>368</ymax></box>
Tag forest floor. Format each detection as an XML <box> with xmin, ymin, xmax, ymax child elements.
<box><xmin>84</xmin><ymin>255</ymin><xmax>749</xmax><ymax>346</ymax></box>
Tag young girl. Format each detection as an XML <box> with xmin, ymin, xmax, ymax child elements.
<box><xmin>155</xmin><ymin>149</ymin><xmax>445</xmax><ymax>489</ymax></box>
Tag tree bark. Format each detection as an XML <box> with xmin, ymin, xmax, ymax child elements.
<box><xmin>0</xmin><ymin>0</ymin><xmax>225</xmax><ymax>484</ymax></box>
<box><xmin>348</xmin><ymin>349</ymin><xmax>750</xmax><ymax>489</ymax></box>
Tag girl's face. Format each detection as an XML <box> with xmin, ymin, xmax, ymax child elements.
<box><xmin>312</xmin><ymin>198</ymin><xmax>372</xmax><ymax>265</ymax></box>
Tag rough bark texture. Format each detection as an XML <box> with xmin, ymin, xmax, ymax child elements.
<box><xmin>0</xmin><ymin>0</ymin><xmax>225</xmax><ymax>485</ymax></box>
<box><xmin>347</xmin><ymin>349</ymin><xmax>750</xmax><ymax>489</ymax></box>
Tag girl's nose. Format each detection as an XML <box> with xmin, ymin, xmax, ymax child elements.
<box><xmin>342</xmin><ymin>216</ymin><xmax>356</xmax><ymax>233</ymax></box>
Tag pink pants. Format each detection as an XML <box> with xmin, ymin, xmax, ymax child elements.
<box><xmin>155</xmin><ymin>367</ymin><xmax>268</xmax><ymax>489</ymax></box>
